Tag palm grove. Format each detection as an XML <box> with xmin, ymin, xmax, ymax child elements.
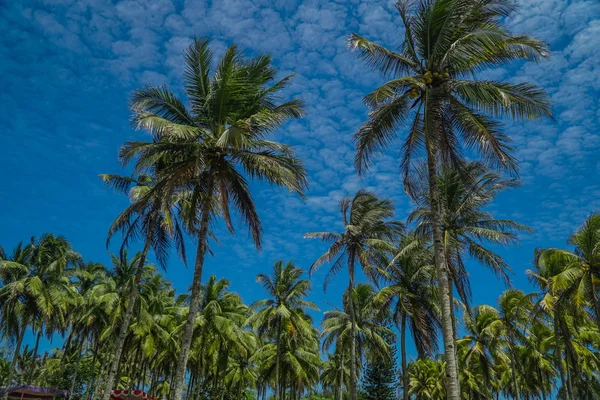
<box><xmin>1</xmin><ymin>1</ymin><xmax>597</xmax><ymax>399</ymax></box>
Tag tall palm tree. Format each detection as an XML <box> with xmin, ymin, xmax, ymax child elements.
<box><xmin>321</xmin><ymin>283</ymin><xmax>394</xmax><ymax>400</ymax></box>
<box><xmin>374</xmin><ymin>233</ymin><xmax>439</xmax><ymax>400</ymax></box>
<box><xmin>99</xmin><ymin>172</ymin><xmax>185</xmax><ymax>400</ymax></box>
<box><xmin>349</xmin><ymin>1</ymin><xmax>552</xmax><ymax>396</ymax></box>
<box><xmin>247</xmin><ymin>261</ymin><xmax>318</xmax><ymax>399</ymax></box>
<box><xmin>120</xmin><ymin>38</ymin><xmax>308</xmax><ymax>400</ymax></box>
<box><xmin>306</xmin><ymin>190</ymin><xmax>402</xmax><ymax>400</ymax></box>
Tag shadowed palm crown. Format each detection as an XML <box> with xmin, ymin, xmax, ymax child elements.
<box><xmin>409</xmin><ymin>162</ymin><xmax>531</xmax><ymax>308</ymax></box>
<box><xmin>350</xmin><ymin>0</ymin><xmax>553</xmax><ymax>192</ymax></box>
<box><xmin>305</xmin><ymin>190</ymin><xmax>403</xmax><ymax>290</ymax></box>
<box><xmin>120</xmin><ymin>38</ymin><xmax>308</xmax><ymax>245</ymax></box>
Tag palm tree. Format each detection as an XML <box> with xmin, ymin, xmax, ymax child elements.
<box><xmin>528</xmin><ymin>246</ymin><xmax>600</xmax><ymax>400</ymax></box>
<box><xmin>321</xmin><ymin>350</ymin><xmax>349</xmax><ymax>400</ymax></box>
<box><xmin>518</xmin><ymin>321</ymin><xmax>556</xmax><ymax>400</ymax></box>
<box><xmin>457</xmin><ymin>305</ymin><xmax>507</xmax><ymax>398</ymax></box>
<box><xmin>374</xmin><ymin>233</ymin><xmax>439</xmax><ymax>400</ymax></box>
<box><xmin>99</xmin><ymin>171</ymin><xmax>185</xmax><ymax>400</ymax></box>
<box><xmin>410</xmin><ymin>162</ymin><xmax>531</xmax><ymax>320</ymax></box>
<box><xmin>535</xmin><ymin>214</ymin><xmax>600</xmax><ymax>330</ymax></box>
<box><xmin>120</xmin><ymin>38</ymin><xmax>308</xmax><ymax>400</ymax></box>
<box><xmin>0</xmin><ymin>235</ymin><xmax>81</xmax><ymax>396</ymax></box>
<box><xmin>247</xmin><ymin>261</ymin><xmax>318</xmax><ymax>399</ymax></box>
<box><xmin>185</xmin><ymin>275</ymin><xmax>251</xmax><ymax>399</ymax></box>
<box><xmin>321</xmin><ymin>283</ymin><xmax>394</xmax><ymax>399</ymax></box>
<box><xmin>407</xmin><ymin>358</ymin><xmax>445</xmax><ymax>400</ymax></box>
<box><xmin>496</xmin><ymin>289</ymin><xmax>534</xmax><ymax>400</ymax></box>
<box><xmin>349</xmin><ymin>1</ymin><xmax>552</xmax><ymax>396</ymax></box>
<box><xmin>306</xmin><ymin>190</ymin><xmax>402</xmax><ymax>400</ymax></box>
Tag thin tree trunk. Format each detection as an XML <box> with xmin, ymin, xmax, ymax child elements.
<box><xmin>171</xmin><ymin>176</ymin><xmax>214</xmax><ymax>400</ymax></box>
<box><xmin>507</xmin><ymin>333</ymin><xmax>521</xmax><ymax>400</ymax></box>
<box><xmin>337</xmin><ymin>348</ymin><xmax>344</xmax><ymax>400</ymax></box>
<box><xmin>275</xmin><ymin>318</ymin><xmax>283</xmax><ymax>400</ymax></box>
<box><xmin>28</xmin><ymin>329</ymin><xmax>42</xmax><ymax>383</ymax></box>
<box><xmin>62</xmin><ymin>326</ymin><xmax>75</xmax><ymax>367</ymax></box>
<box><xmin>69</xmin><ymin>336</ymin><xmax>87</xmax><ymax>398</ymax></box>
<box><xmin>100</xmin><ymin>239</ymin><xmax>151</xmax><ymax>400</ymax></box>
<box><xmin>347</xmin><ymin>255</ymin><xmax>358</xmax><ymax>400</ymax></box>
<box><xmin>400</xmin><ymin>314</ymin><xmax>409</xmax><ymax>400</ymax></box>
<box><xmin>591</xmin><ymin>277</ymin><xmax>600</xmax><ymax>332</ymax></box>
<box><xmin>424</xmin><ymin>125</ymin><xmax>461</xmax><ymax>400</ymax></box>
<box><xmin>3</xmin><ymin>322</ymin><xmax>27</xmax><ymax>400</ymax></box>
<box><xmin>553</xmin><ymin>320</ymin><xmax>570</xmax><ymax>400</ymax></box>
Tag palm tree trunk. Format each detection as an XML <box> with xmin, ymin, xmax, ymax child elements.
<box><xmin>100</xmin><ymin>239</ymin><xmax>151</xmax><ymax>400</ymax></box>
<box><xmin>3</xmin><ymin>321</ymin><xmax>27</xmax><ymax>400</ymax></box>
<box><xmin>275</xmin><ymin>318</ymin><xmax>283</xmax><ymax>400</ymax></box>
<box><xmin>347</xmin><ymin>255</ymin><xmax>358</xmax><ymax>400</ymax></box>
<box><xmin>591</xmin><ymin>277</ymin><xmax>600</xmax><ymax>331</ymax></box>
<box><xmin>400</xmin><ymin>313</ymin><xmax>409</xmax><ymax>400</ymax></box>
<box><xmin>507</xmin><ymin>336</ymin><xmax>521</xmax><ymax>400</ymax></box>
<box><xmin>553</xmin><ymin>320</ymin><xmax>570</xmax><ymax>400</ymax></box>
<box><xmin>28</xmin><ymin>329</ymin><xmax>42</xmax><ymax>383</ymax></box>
<box><xmin>171</xmin><ymin>176</ymin><xmax>215</xmax><ymax>400</ymax></box>
<box><xmin>337</xmin><ymin>348</ymin><xmax>344</xmax><ymax>400</ymax></box>
<box><xmin>425</xmin><ymin>129</ymin><xmax>461</xmax><ymax>400</ymax></box>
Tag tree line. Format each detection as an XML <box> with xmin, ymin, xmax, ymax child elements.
<box><xmin>2</xmin><ymin>211</ymin><xmax>600</xmax><ymax>399</ymax></box>
<box><xmin>3</xmin><ymin>0</ymin><xmax>595</xmax><ymax>399</ymax></box>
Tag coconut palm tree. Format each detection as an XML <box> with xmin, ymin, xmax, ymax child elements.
<box><xmin>99</xmin><ymin>171</ymin><xmax>185</xmax><ymax>400</ymax></box>
<box><xmin>374</xmin><ymin>233</ymin><xmax>439</xmax><ymax>400</ymax></box>
<box><xmin>527</xmin><ymin>250</ymin><xmax>585</xmax><ymax>400</ymax></box>
<box><xmin>321</xmin><ymin>350</ymin><xmax>349</xmax><ymax>400</ymax></box>
<box><xmin>407</xmin><ymin>358</ymin><xmax>445</xmax><ymax>400</ymax></box>
<box><xmin>349</xmin><ymin>1</ymin><xmax>552</xmax><ymax>396</ymax></box>
<box><xmin>120</xmin><ymin>38</ymin><xmax>308</xmax><ymax>400</ymax></box>
<box><xmin>321</xmin><ymin>283</ymin><xmax>394</xmax><ymax>399</ymax></box>
<box><xmin>535</xmin><ymin>214</ymin><xmax>600</xmax><ymax>330</ymax></box>
<box><xmin>410</xmin><ymin>162</ymin><xmax>531</xmax><ymax>321</ymax></box>
<box><xmin>247</xmin><ymin>261</ymin><xmax>318</xmax><ymax>399</ymax></box>
<box><xmin>0</xmin><ymin>235</ymin><xmax>81</xmax><ymax>396</ymax></box>
<box><xmin>457</xmin><ymin>305</ymin><xmax>507</xmax><ymax>398</ymax></box>
<box><xmin>306</xmin><ymin>190</ymin><xmax>402</xmax><ymax>400</ymax></box>
<box><xmin>496</xmin><ymin>289</ymin><xmax>534</xmax><ymax>400</ymax></box>
<box><xmin>185</xmin><ymin>275</ymin><xmax>252</xmax><ymax>399</ymax></box>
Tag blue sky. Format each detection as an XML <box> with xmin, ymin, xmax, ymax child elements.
<box><xmin>1</xmin><ymin>0</ymin><xmax>600</xmax><ymax>355</ymax></box>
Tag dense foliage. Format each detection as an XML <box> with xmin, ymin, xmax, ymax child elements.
<box><xmin>3</xmin><ymin>211</ymin><xmax>600</xmax><ymax>400</ymax></box>
<box><xmin>2</xmin><ymin>1</ymin><xmax>594</xmax><ymax>400</ymax></box>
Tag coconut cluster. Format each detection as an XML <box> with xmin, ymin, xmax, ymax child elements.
<box><xmin>423</xmin><ymin>70</ymin><xmax>450</xmax><ymax>85</ymax></box>
<box><xmin>409</xmin><ymin>70</ymin><xmax>451</xmax><ymax>99</ymax></box>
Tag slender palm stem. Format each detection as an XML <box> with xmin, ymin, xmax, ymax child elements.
<box><xmin>425</xmin><ymin>114</ymin><xmax>461</xmax><ymax>399</ymax></box>
<box><xmin>28</xmin><ymin>330</ymin><xmax>42</xmax><ymax>382</ymax></box>
<box><xmin>2</xmin><ymin>322</ymin><xmax>27</xmax><ymax>400</ymax></box>
<box><xmin>400</xmin><ymin>313</ymin><xmax>408</xmax><ymax>400</ymax></box>
<box><xmin>101</xmin><ymin>239</ymin><xmax>150</xmax><ymax>400</ymax></box>
<box><xmin>275</xmin><ymin>318</ymin><xmax>282</xmax><ymax>400</ymax></box>
<box><xmin>172</xmin><ymin>176</ymin><xmax>215</xmax><ymax>400</ymax></box>
<box><xmin>347</xmin><ymin>254</ymin><xmax>358</xmax><ymax>400</ymax></box>
<box><xmin>554</xmin><ymin>319</ymin><xmax>570</xmax><ymax>400</ymax></box>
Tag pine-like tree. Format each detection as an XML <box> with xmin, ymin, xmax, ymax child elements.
<box><xmin>360</xmin><ymin>327</ymin><xmax>398</xmax><ymax>400</ymax></box>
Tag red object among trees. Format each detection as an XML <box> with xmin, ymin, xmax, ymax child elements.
<box><xmin>109</xmin><ymin>390</ymin><xmax>156</xmax><ymax>400</ymax></box>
